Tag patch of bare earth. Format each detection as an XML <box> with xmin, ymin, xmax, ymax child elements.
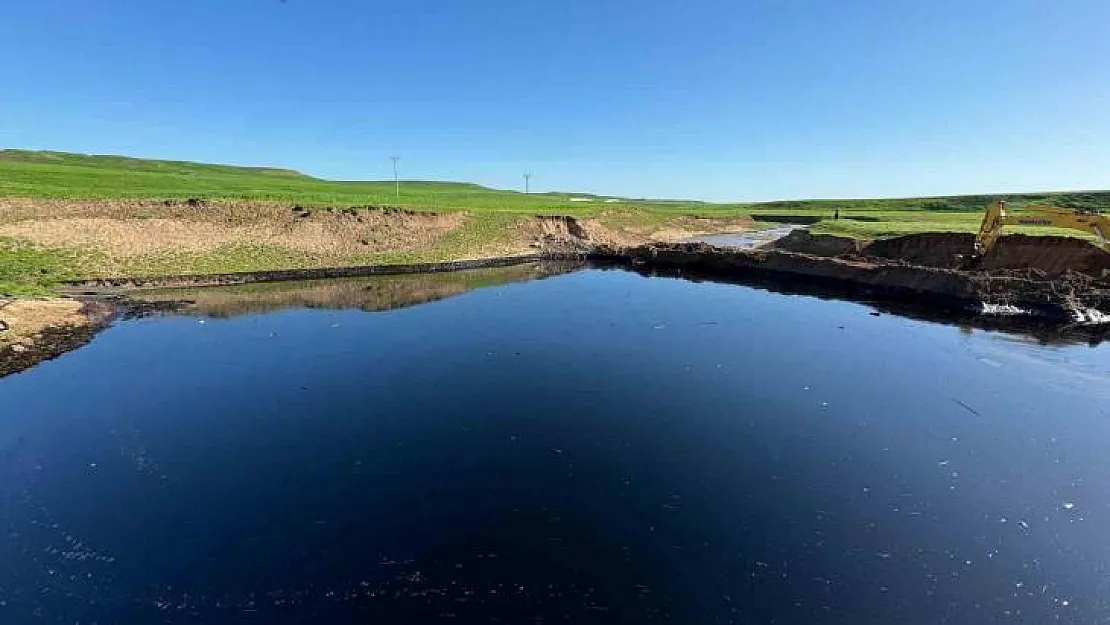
<box><xmin>0</xmin><ymin>298</ymin><xmax>114</xmax><ymax>377</ymax></box>
<box><xmin>0</xmin><ymin>200</ymin><xmax>464</xmax><ymax>262</ymax></box>
<box><xmin>516</xmin><ymin>212</ymin><xmax>754</xmax><ymax>253</ymax></box>
<box><xmin>647</xmin><ymin>215</ymin><xmax>753</xmax><ymax>242</ymax></box>
<box><xmin>0</xmin><ymin>298</ymin><xmax>85</xmax><ymax>346</ymax></box>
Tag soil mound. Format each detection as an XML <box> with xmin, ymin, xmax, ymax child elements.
<box><xmin>862</xmin><ymin>233</ymin><xmax>1110</xmax><ymax>276</ymax></box>
<box><xmin>596</xmin><ymin>241</ymin><xmax>1110</xmax><ymax>323</ymax></box>
<box><xmin>862</xmin><ymin>233</ymin><xmax>972</xmax><ymax>269</ymax></box>
<box><xmin>978</xmin><ymin>235</ymin><xmax>1110</xmax><ymax>277</ymax></box>
<box><xmin>767</xmin><ymin>230</ymin><xmax>860</xmax><ymax>257</ymax></box>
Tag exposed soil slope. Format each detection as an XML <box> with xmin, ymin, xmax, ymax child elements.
<box><xmin>861</xmin><ymin>233</ymin><xmax>1110</xmax><ymax>277</ymax></box>
<box><xmin>0</xmin><ymin>200</ymin><xmax>463</xmax><ymax>258</ymax></box>
<box><xmin>766</xmin><ymin>230</ymin><xmax>861</xmax><ymax>257</ymax></box>
<box><xmin>771</xmin><ymin>231</ymin><xmax>1110</xmax><ymax>278</ymax></box>
<box><xmin>0</xmin><ymin>198</ymin><xmax>751</xmax><ymax>283</ymax></box>
<box><xmin>596</xmin><ymin>232</ymin><xmax>1110</xmax><ymax>323</ymax></box>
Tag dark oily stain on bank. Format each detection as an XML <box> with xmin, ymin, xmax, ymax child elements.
<box><xmin>592</xmin><ymin>239</ymin><xmax>1110</xmax><ymax>329</ymax></box>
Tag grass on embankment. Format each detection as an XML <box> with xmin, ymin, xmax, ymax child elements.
<box><xmin>0</xmin><ymin>238</ymin><xmax>90</xmax><ymax>296</ymax></box>
<box><xmin>810</xmin><ymin>211</ymin><xmax>1103</xmax><ymax>242</ymax></box>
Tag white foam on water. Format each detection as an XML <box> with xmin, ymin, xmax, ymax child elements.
<box><xmin>1070</xmin><ymin>308</ymin><xmax>1110</xmax><ymax>325</ymax></box>
<box><xmin>979</xmin><ymin>302</ymin><xmax>1029</xmax><ymax>316</ymax></box>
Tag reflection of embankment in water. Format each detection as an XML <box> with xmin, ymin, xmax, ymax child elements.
<box><xmin>606</xmin><ymin>264</ymin><xmax>1110</xmax><ymax>347</ymax></box>
<box><xmin>129</xmin><ymin>261</ymin><xmax>584</xmax><ymax>319</ymax></box>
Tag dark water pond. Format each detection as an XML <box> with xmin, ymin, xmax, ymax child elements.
<box><xmin>3</xmin><ymin>265</ymin><xmax>1110</xmax><ymax>624</ymax></box>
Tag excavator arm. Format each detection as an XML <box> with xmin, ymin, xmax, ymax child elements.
<box><xmin>973</xmin><ymin>200</ymin><xmax>1110</xmax><ymax>257</ymax></box>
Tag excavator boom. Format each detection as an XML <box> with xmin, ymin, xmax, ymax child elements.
<box><xmin>973</xmin><ymin>200</ymin><xmax>1110</xmax><ymax>258</ymax></box>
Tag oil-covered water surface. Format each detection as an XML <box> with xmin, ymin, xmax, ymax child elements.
<box><xmin>3</xmin><ymin>267</ymin><xmax>1110</xmax><ymax>624</ymax></box>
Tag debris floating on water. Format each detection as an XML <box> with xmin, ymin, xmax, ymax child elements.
<box><xmin>950</xmin><ymin>398</ymin><xmax>982</xmax><ymax>417</ymax></box>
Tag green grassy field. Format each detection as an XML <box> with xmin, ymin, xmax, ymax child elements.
<box><xmin>1</xmin><ymin>149</ymin><xmax>1108</xmax><ymax>294</ymax></box>
<box><xmin>0</xmin><ymin>238</ymin><xmax>90</xmax><ymax>296</ymax></box>
<box><xmin>0</xmin><ymin>149</ymin><xmax>733</xmax><ymax>215</ymax></box>
<box><xmin>9</xmin><ymin>149</ymin><xmax>1105</xmax><ymax>216</ymax></box>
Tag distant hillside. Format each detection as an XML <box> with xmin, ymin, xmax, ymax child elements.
<box><xmin>0</xmin><ymin>149</ymin><xmax>309</xmax><ymax>179</ymax></box>
<box><xmin>755</xmin><ymin>191</ymin><xmax>1110</xmax><ymax>213</ymax></box>
<box><xmin>0</xmin><ymin>149</ymin><xmax>557</xmax><ymax>211</ymax></box>
<box><xmin>0</xmin><ymin>149</ymin><xmax>1107</xmax><ymax>215</ymax></box>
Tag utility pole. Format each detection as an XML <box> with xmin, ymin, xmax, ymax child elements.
<box><xmin>524</xmin><ymin>173</ymin><xmax>533</xmax><ymax>194</ymax></box>
<box><xmin>390</xmin><ymin>156</ymin><xmax>400</xmax><ymax>198</ymax></box>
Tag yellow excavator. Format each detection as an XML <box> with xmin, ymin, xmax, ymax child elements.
<box><xmin>972</xmin><ymin>199</ymin><xmax>1110</xmax><ymax>258</ymax></box>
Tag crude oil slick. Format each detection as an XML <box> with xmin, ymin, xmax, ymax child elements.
<box><xmin>2</xmin><ymin>267</ymin><xmax>1109</xmax><ymax>623</ymax></box>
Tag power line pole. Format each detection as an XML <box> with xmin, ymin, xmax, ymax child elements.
<box><xmin>524</xmin><ymin>173</ymin><xmax>532</xmax><ymax>194</ymax></box>
<box><xmin>390</xmin><ymin>156</ymin><xmax>400</xmax><ymax>198</ymax></box>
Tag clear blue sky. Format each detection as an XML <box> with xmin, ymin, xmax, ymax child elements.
<box><xmin>2</xmin><ymin>1</ymin><xmax>1108</xmax><ymax>201</ymax></box>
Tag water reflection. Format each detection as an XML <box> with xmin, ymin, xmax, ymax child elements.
<box><xmin>621</xmin><ymin>264</ymin><xmax>1110</xmax><ymax>347</ymax></box>
<box><xmin>126</xmin><ymin>260</ymin><xmax>1109</xmax><ymax>347</ymax></box>
<box><xmin>130</xmin><ymin>261</ymin><xmax>582</xmax><ymax>318</ymax></box>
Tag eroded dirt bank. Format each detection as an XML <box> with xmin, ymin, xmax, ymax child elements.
<box><xmin>0</xmin><ymin>299</ymin><xmax>116</xmax><ymax>377</ymax></box>
<box><xmin>770</xmin><ymin>230</ymin><xmax>1110</xmax><ymax>277</ymax></box>
<box><xmin>0</xmin><ymin>198</ymin><xmax>750</xmax><ymax>279</ymax></box>
<box><xmin>591</xmin><ymin>233</ymin><xmax>1110</xmax><ymax>324</ymax></box>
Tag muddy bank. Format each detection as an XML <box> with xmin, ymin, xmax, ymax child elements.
<box><xmin>771</xmin><ymin>231</ymin><xmax>1110</xmax><ymax>277</ymax></box>
<box><xmin>591</xmin><ymin>237</ymin><xmax>1110</xmax><ymax>325</ymax></box>
<box><xmin>766</xmin><ymin>230</ymin><xmax>862</xmax><ymax>256</ymax></box>
<box><xmin>0</xmin><ymin>299</ymin><xmax>115</xmax><ymax>377</ymax></box>
<box><xmin>607</xmin><ymin>264</ymin><xmax>1110</xmax><ymax>346</ymax></box>
<box><xmin>862</xmin><ymin>233</ymin><xmax>1110</xmax><ymax>277</ymax></box>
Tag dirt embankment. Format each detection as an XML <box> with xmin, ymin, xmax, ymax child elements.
<box><xmin>861</xmin><ymin>233</ymin><xmax>1110</xmax><ymax>277</ymax></box>
<box><xmin>593</xmin><ymin>232</ymin><xmax>1110</xmax><ymax>323</ymax></box>
<box><xmin>1</xmin><ymin>198</ymin><xmax>752</xmax><ymax>280</ymax></box>
<box><xmin>766</xmin><ymin>230</ymin><xmax>862</xmax><ymax>257</ymax></box>
<box><xmin>0</xmin><ymin>298</ymin><xmax>115</xmax><ymax>377</ymax></box>
<box><xmin>0</xmin><ymin>200</ymin><xmax>464</xmax><ymax>261</ymax></box>
<box><xmin>523</xmin><ymin>213</ymin><xmax>752</xmax><ymax>255</ymax></box>
<box><xmin>771</xmin><ymin>231</ymin><xmax>1110</xmax><ymax>278</ymax></box>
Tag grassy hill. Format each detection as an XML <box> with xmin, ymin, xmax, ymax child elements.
<box><xmin>0</xmin><ymin>149</ymin><xmax>723</xmax><ymax>214</ymax></box>
<box><xmin>3</xmin><ymin>149</ymin><xmax>1108</xmax><ymax>215</ymax></box>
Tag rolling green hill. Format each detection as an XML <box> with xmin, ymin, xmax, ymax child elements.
<box><xmin>0</xmin><ymin>149</ymin><xmax>719</xmax><ymax>214</ymax></box>
<box><xmin>2</xmin><ymin>149</ymin><xmax>1107</xmax><ymax>217</ymax></box>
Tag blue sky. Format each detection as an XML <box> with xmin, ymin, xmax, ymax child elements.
<box><xmin>2</xmin><ymin>0</ymin><xmax>1108</xmax><ymax>201</ymax></box>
